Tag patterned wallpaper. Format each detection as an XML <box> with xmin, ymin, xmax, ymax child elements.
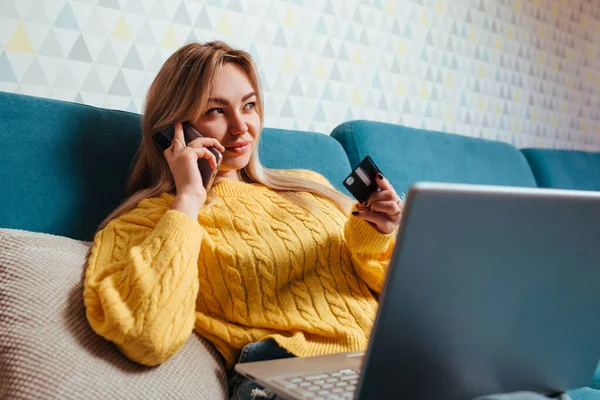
<box><xmin>0</xmin><ymin>0</ymin><xmax>599</xmax><ymax>151</ymax></box>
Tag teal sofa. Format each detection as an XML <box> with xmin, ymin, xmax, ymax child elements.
<box><xmin>1</xmin><ymin>90</ymin><xmax>599</xmax><ymax>399</ymax></box>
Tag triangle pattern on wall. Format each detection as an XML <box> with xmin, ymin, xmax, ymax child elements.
<box><xmin>0</xmin><ymin>0</ymin><xmax>598</xmax><ymax>150</ymax></box>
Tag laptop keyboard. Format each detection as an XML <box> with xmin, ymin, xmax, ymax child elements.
<box><xmin>273</xmin><ymin>368</ymin><xmax>360</xmax><ymax>399</ymax></box>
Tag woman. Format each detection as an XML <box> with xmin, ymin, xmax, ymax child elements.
<box><xmin>83</xmin><ymin>41</ymin><xmax>403</xmax><ymax>399</ymax></box>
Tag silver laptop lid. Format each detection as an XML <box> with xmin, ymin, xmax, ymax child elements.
<box><xmin>358</xmin><ymin>182</ymin><xmax>600</xmax><ymax>400</ymax></box>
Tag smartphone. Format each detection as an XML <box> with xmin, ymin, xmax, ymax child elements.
<box><xmin>153</xmin><ymin>122</ymin><xmax>223</xmax><ymax>191</ymax></box>
<box><xmin>343</xmin><ymin>155</ymin><xmax>382</xmax><ymax>204</ymax></box>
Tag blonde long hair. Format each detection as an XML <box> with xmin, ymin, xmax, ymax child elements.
<box><xmin>99</xmin><ymin>41</ymin><xmax>352</xmax><ymax>230</ymax></box>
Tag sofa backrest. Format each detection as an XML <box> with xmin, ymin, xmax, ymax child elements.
<box><xmin>521</xmin><ymin>148</ymin><xmax>600</xmax><ymax>191</ymax></box>
<box><xmin>0</xmin><ymin>92</ymin><xmax>141</xmax><ymax>242</ymax></box>
<box><xmin>0</xmin><ymin>91</ymin><xmax>351</xmax><ymax>241</ymax></box>
<box><xmin>331</xmin><ymin>120</ymin><xmax>538</xmax><ymax>195</ymax></box>
<box><xmin>258</xmin><ymin>127</ymin><xmax>351</xmax><ymax>195</ymax></box>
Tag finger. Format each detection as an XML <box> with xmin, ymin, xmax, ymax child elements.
<box><xmin>191</xmin><ymin>147</ymin><xmax>218</xmax><ymax>169</ymax></box>
<box><xmin>369</xmin><ymin>200</ymin><xmax>402</xmax><ymax>216</ymax></box>
<box><xmin>187</xmin><ymin>137</ymin><xmax>226</xmax><ymax>152</ymax></box>
<box><xmin>352</xmin><ymin>210</ymin><xmax>395</xmax><ymax>234</ymax></box>
<box><xmin>375</xmin><ymin>172</ymin><xmax>394</xmax><ymax>192</ymax></box>
<box><xmin>365</xmin><ymin>189</ymin><xmax>396</xmax><ymax>205</ymax></box>
<box><xmin>356</xmin><ymin>203</ymin><xmax>369</xmax><ymax>211</ymax></box>
<box><xmin>353</xmin><ymin>208</ymin><xmax>388</xmax><ymax>223</ymax></box>
<box><xmin>172</xmin><ymin>123</ymin><xmax>186</xmax><ymax>151</ymax></box>
<box><xmin>172</xmin><ymin>138</ymin><xmax>187</xmax><ymax>154</ymax></box>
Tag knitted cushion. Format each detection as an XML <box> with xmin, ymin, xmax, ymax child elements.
<box><xmin>0</xmin><ymin>228</ymin><xmax>227</xmax><ymax>399</ymax></box>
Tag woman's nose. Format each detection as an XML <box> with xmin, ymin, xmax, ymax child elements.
<box><xmin>229</xmin><ymin>112</ymin><xmax>247</xmax><ymax>135</ymax></box>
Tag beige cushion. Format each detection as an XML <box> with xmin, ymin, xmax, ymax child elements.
<box><xmin>0</xmin><ymin>228</ymin><xmax>228</xmax><ymax>399</ymax></box>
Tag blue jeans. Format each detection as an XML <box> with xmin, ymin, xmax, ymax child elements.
<box><xmin>228</xmin><ymin>339</ymin><xmax>295</xmax><ymax>400</ymax></box>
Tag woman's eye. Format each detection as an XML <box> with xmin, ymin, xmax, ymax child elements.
<box><xmin>244</xmin><ymin>102</ymin><xmax>256</xmax><ymax>110</ymax></box>
<box><xmin>207</xmin><ymin>108</ymin><xmax>224</xmax><ymax>115</ymax></box>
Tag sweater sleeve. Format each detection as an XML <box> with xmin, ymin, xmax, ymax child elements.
<box><xmin>344</xmin><ymin>208</ymin><xmax>396</xmax><ymax>295</ymax></box>
<box><xmin>290</xmin><ymin>169</ymin><xmax>396</xmax><ymax>294</ymax></box>
<box><xmin>83</xmin><ymin>202</ymin><xmax>204</xmax><ymax>366</ymax></box>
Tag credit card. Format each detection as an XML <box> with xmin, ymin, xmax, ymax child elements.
<box><xmin>343</xmin><ymin>156</ymin><xmax>381</xmax><ymax>204</ymax></box>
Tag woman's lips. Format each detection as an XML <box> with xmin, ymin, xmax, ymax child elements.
<box><xmin>225</xmin><ymin>142</ymin><xmax>251</xmax><ymax>154</ymax></box>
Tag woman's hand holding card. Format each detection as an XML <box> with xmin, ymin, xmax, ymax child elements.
<box><xmin>353</xmin><ymin>173</ymin><xmax>403</xmax><ymax>234</ymax></box>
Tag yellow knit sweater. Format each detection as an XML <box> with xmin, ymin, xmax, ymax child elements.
<box><xmin>84</xmin><ymin>170</ymin><xmax>395</xmax><ymax>368</ymax></box>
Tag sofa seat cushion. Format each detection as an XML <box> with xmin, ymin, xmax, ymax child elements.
<box><xmin>521</xmin><ymin>149</ymin><xmax>600</xmax><ymax>191</ymax></box>
<box><xmin>331</xmin><ymin>120</ymin><xmax>538</xmax><ymax>195</ymax></box>
<box><xmin>0</xmin><ymin>228</ymin><xmax>228</xmax><ymax>399</ymax></box>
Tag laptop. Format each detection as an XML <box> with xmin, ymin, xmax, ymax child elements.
<box><xmin>235</xmin><ymin>182</ymin><xmax>600</xmax><ymax>400</ymax></box>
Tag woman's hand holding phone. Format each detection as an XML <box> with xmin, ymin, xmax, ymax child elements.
<box><xmin>164</xmin><ymin>123</ymin><xmax>225</xmax><ymax>218</ymax></box>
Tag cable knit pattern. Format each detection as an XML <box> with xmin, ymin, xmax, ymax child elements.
<box><xmin>84</xmin><ymin>208</ymin><xmax>203</xmax><ymax>366</ymax></box>
<box><xmin>231</xmin><ymin>198</ymin><xmax>287</xmax><ymax>326</ymax></box>
<box><xmin>260</xmin><ymin>191</ymin><xmax>339</xmax><ymax>337</ymax></box>
<box><xmin>203</xmin><ymin>205</ymin><xmax>248</xmax><ymax>324</ymax></box>
<box><xmin>301</xmin><ymin>205</ymin><xmax>361</xmax><ymax>332</ymax></box>
<box><xmin>84</xmin><ymin>170</ymin><xmax>394</xmax><ymax>369</ymax></box>
<box><xmin>311</xmin><ymin>196</ymin><xmax>378</xmax><ymax>323</ymax></box>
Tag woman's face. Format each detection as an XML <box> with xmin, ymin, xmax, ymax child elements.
<box><xmin>191</xmin><ymin>62</ymin><xmax>261</xmax><ymax>181</ymax></box>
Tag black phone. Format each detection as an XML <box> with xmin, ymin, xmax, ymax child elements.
<box><xmin>343</xmin><ymin>156</ymin><xmax>382</xmax><ymax>204</ymax></box>
<box><xmin>153</xmin><ymin>122</ymin><xmax>223</xmax><ymax>191</ymax></box>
